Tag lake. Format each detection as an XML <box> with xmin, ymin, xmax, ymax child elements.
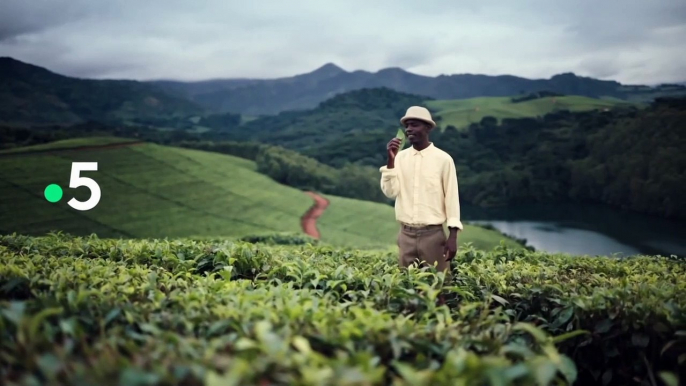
<box><xmin>462</xmin><ymin>203</ymin><xmax>686</xmax><ymax>257</ymax></box>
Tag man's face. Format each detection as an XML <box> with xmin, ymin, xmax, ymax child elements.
<box><xmin>404</xmin><ymin>119</ymin><xmax>431</xmax><ymax>144</ymax></box>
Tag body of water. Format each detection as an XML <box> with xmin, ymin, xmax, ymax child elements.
<box><xmin>462</xmin><ymin>203</ymin><xmax>686</xmax><ymax>257</ymax></box>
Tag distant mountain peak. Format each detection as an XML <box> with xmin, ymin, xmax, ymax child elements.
<box><xmin>0</xmin><ymin>56</ymin><xmax>27</xmax><ymax>67</ymax></box>
<box><xmin>310</xmin><ymin>62</ymin><xmax>346</xmax><ymax>76</ymax></box>
<box><xmin>377</xmin><ymin>67</ymin><xmax>408</xmax><ymax>74</ymax></box>
<box><xmin>0</xmin><ymin>56</ymin><xmax>57</xmax><ymax>77</ymax></box>
<box><xmin>551</xmin><ymin>72</ymin><xmax>579</xmax><ymax>79</ymax></box>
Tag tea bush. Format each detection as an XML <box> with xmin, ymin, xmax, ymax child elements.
<box><xmin>0</xmin><ymin>232</ymin><xmax>684</xmax><ymax>385</ymax></box>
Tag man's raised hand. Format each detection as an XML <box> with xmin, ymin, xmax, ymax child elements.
<box><xmin>387</xmin><ymin>137</ymin><xmax>401</xmax><ymax>161</ymax></box>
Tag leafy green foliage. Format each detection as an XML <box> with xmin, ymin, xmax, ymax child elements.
<box><xmin>396</xmin><ymin>128</ymin><xmax>406</xmax><ymax>151</ymax></box>
<box><xmin>0</xmin><ymin>232</ymin><xmax>683</xmax><ymax>385</ymax></box>
<box><xmin>237</xmin><ymin>232</ymin><xmax>320</xmax><ymax>246</ymax></box>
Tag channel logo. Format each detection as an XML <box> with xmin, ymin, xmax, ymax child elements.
<box><xmin>44</xmin><ymin>162</ymin><xmax>101</xmax><ymax>211</ymax></box>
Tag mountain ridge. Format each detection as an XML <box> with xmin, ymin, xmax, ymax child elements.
<box><xmin>146</xmin><ymin>60</ymin><xmax>682</xmax><ymax>115</ymax></box>
<box><xmin>2</xmin><ymin>56</ymin><xmax>685</xmax><ymax>121</ymax></box>
<box><xmin>0</xmin><ymin>57</ymin><xmax>205</xmax><ymax>126</ymax></box>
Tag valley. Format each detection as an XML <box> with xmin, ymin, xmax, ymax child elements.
<box><xmin>1</xmin><ymin>56</ymin><xmax>685</xmax><ymax>257</ymax></box>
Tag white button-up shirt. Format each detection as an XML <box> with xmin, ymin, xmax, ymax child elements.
<box><xmin>379</xmin><ymin>143</ymin><xmax>463</xmax><ymax>230</ymax></box>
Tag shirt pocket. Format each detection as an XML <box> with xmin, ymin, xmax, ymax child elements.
<box><xmin>423</xmin><ymin>170</ymin><xmax>443</xmax><ymax>194</ymax></box>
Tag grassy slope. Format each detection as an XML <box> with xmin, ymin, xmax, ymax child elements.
<box><xmin>426</xmin><ymin>95</ymin><xmax>640</xmax><ymax>130</ymax></box>
<box><xmin>0</xmin><ymin>137</ymin><xmax>521</xmax><ymax>250</ymax></box>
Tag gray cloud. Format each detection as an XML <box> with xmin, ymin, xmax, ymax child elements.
<box><xmin>0</xmin><ymin>0</ymin><xmax>101</xmax><ymax>40</ymax></box>
<box><xmin>0</xmin><ymin>0</ymin><xmax>684</xmax><ymax>84</ymax></box>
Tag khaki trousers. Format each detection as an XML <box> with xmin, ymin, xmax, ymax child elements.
<box><xmin>397</xmin><ymin>224</ymin><xmax>449</xmax><ymax>272</ymax></box>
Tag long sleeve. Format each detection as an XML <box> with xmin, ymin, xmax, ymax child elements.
<box><xmin>443</xmin><ymin>157</ymin><xmax>463</xmax><ymax>230</ymax></box>
<box><xmin>379</xmin><ymin>165</ymin><xmax>400</xmax><ymax>199</ymax></box>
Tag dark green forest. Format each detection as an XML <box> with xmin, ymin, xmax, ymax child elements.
<box><xmin>435</xmin><ymin>97</ymin><xmax>685</xmax><ymax>220</ymax></box>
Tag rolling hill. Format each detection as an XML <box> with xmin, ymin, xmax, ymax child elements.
<box><xmin>426</xmin><ymin>94</ymin><xmax>641</xmax><ymax>130</ymax></box>
<box><xmin>0</xmin><ymin>57</ymin><xmax>205</xmax><ymax>126</ymax></box>
<box><xmin>0</xmin><ymin>137</ymin><xmax>523</xmax><ymax>250</ymax></box>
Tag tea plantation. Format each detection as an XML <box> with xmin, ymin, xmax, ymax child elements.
<box><xmin>0</xmin><ymin>137</ymin><xmax>521</xmax><ymax>251</ymax></box>
<box><xmin>1</xmin><ymin>232</ymin><xmax>683</xmax><ymax>386</ymax></box>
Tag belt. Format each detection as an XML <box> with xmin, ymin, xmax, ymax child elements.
<box><xmin>401</xmin><ymin>223</ymin><xmax>443</xmax><ymax>231</ymax></box>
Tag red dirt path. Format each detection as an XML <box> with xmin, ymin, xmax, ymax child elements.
<box><xmin>301</xmin><ymin>191</ymin><xmax>330</xmax><ymax>239</ymax></box>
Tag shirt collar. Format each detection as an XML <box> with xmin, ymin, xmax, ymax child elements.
<box><xmin>411</xmin><ymin>142</ymin><xmax>434</xmax><ymax>156</ymax></box>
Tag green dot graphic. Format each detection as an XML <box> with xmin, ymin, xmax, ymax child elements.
<box><xmin>44</xmin><ymin>184</ymin><xmax>63</xmax><ymax>203</ymax></box>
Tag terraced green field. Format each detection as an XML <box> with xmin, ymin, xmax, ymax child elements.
<box><xmin>426</xmin><ymin>95</ymin><xmax>639</xmax><ymax>130</ymax></box>
<box><xmin>0</xmin><ymin>139</ymin><xmax>310</xmax><ymax>239</ymax></box>
<box><xmin>0</xmin><ymin>137</ymin><xmax>521</xmax><ymax>250</ymax></box>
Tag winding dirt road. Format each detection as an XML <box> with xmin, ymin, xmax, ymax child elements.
<box><xmin>301</xmin><ymin>191</ymin><xmax>330</xmax><ymax>239</ymax></box>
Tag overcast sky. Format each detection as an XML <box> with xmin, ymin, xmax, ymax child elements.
<box><xmin>1</xmin><ymin>0</ymin><xmax>685</xmax><ymax>84</ymax></box>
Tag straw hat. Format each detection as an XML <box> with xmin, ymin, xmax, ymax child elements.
<box><xmin>400</xmin><ymin>106</ymin><xmax>436</xmax><ymax>128</ymax></box>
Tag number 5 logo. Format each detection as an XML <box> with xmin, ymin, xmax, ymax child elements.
<box><xmin>67</xmin><ymin>162</ymin><xmax>101</xmax><ymax>211</ymax></box>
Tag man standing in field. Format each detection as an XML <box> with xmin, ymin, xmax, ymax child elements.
<box><xmin>379</xmin><ymin>106</ymin><xmax>463</xmax><ymax>273</ymax></box>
